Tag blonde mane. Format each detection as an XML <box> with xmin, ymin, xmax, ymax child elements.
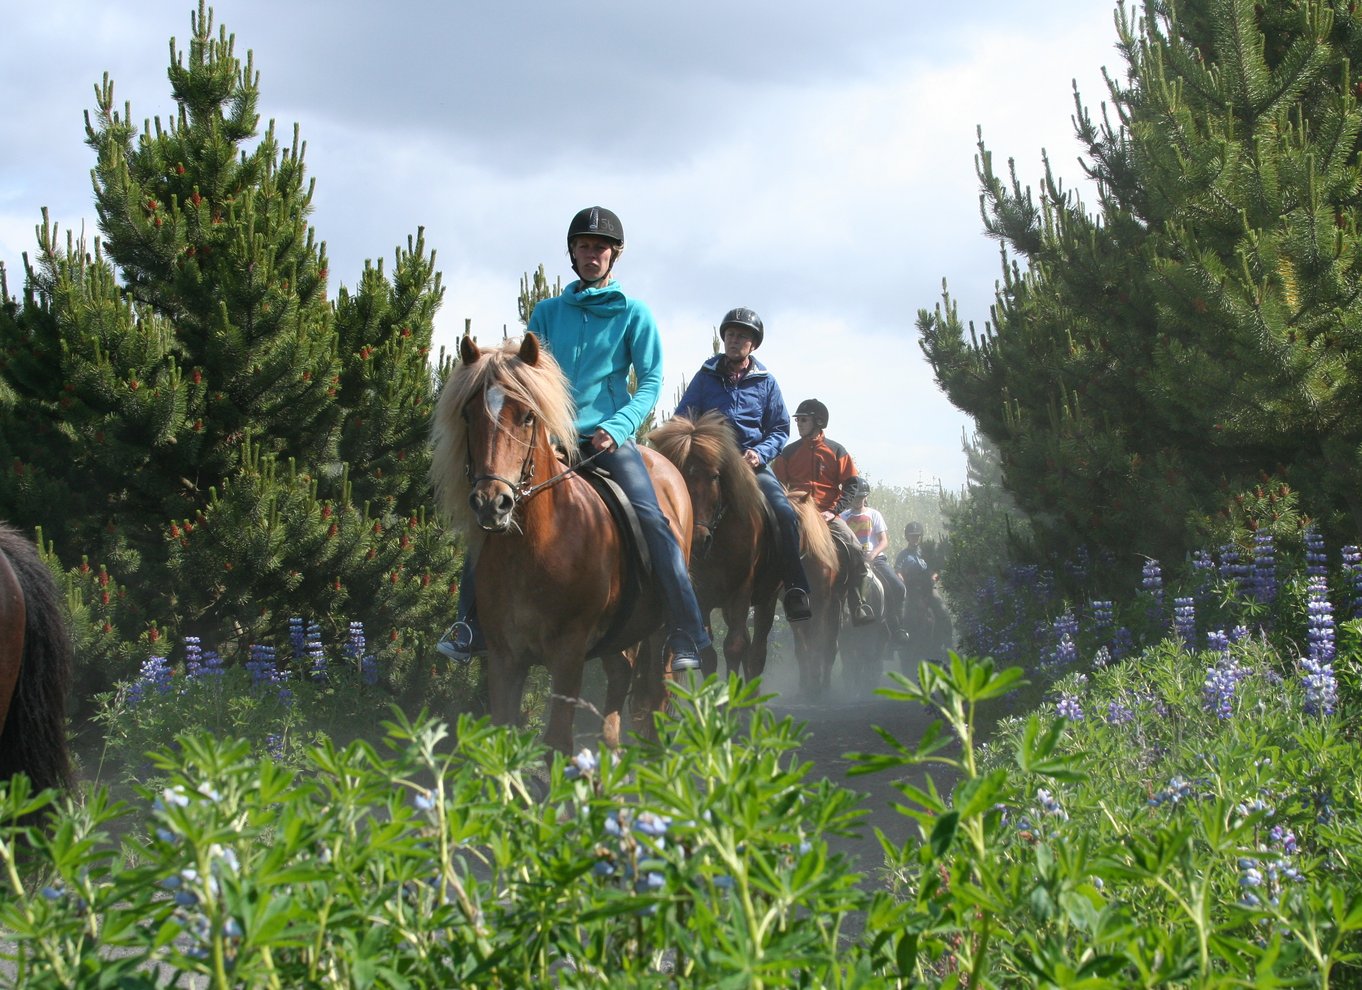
<box><xmin>787</xmin><ymin>489</ymin><xmax>838</xmax><ymax>574</ymax></box>
<box><xmin>649</xmin><ymin>411</ymin><xmax>766</xmax><ymax>525</ymax></box>
<box><xmin>429</xmin><ymin>336</ymin><xmax>579</xmax><ymax>534</ymax></box>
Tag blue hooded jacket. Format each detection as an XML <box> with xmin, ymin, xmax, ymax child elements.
<box><xmin>674</xmin><ymin>353</ymin><xmax>791</xmax><ymax>467</ymax></box>
<box><xmin>528</xmin><ymin>279</ymin><xmax>663</xmax><ymax>445</ymax></box>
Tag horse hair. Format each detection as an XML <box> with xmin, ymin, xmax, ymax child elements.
<box><xmin>0</xmin><ymin>524</ymin><xmax>74</xmax><ymax>793</ymax></box>
<box><xmin>648</xmin><ymin>411</ymin><xmax>766</xmax><ymax>526</ymax></box>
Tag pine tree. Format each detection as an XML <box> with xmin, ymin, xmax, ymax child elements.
<box><xmin>920</xmin><ymin>0</ymin><xmax>1362</xmax><ymax>571</ymax></box>
<box><xmin>0</xmin><ymin>2</ymin><xmax>458</xmax><ymax>690</ymax></box>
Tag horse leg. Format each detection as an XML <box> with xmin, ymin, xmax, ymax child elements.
<box><xmin>485</xmin><ymin>655</ymin><xmax>532</xmax><ymax>728</ymax></box>
<box><xmin>747</xmin><ymin>599</ymin><xmax>776</xmax><ymax>680</ymax></box>
<box><xmin>599</xmin><ymin>650</ymin><xmax>633</xmax><ymax>749</ymax></box>
<box><xmin>543</xmin><ymin>654</ymin><xmax>587</xmax><ymax>756</ymax></box>
<box><xmin>629</xmin><ymin>633</ymin><xmax>666</xmax><ymax>742</ymax></box>
<box><xmin>700</xmin><ymin>613</ymin><xmax>720</xmax><ymax>677</ymax></box>
<box><xmin>720</xmin><ymin>602</ymin><xmax>750</xmax><ymax>680</ymax></box>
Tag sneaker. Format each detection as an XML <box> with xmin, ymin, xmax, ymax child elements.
<box><xmin>665</xmin><ymin>633</ymin><xmax>702</xmax><ymax>673</ymax></box>
<box><xmin>783</xmin><ymin>587</ymin><xmax>813</xmax><ymax>622</ymax></box>
<box><xmin>436</xmin><ymin>620</ymin><xmax>483</xmax><ymax>663</ymax></box>
<box><xmin>851</xmin><ymin>603</ymin><xmax>877</xmax><ymax>627</ymax></box>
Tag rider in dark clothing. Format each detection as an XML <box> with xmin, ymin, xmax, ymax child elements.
<box><xmin>674</xmin><ymin>307</ymin><xmax>813</xmax><ymax>622</ymax></box>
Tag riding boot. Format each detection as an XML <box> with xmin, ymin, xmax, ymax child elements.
<box><xmin>848</xmin><ymin>570</ymin><xmax>876</xmax><ymax>626</ymax></box>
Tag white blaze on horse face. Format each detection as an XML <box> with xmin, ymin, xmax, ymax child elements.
<box><xmin>485</xmin><ymin>385</ymin><xmax>507</xmax><ymax>423</ymax></box>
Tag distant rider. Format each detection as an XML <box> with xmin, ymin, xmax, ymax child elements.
<box><xmin>840</xmin><ymin>476</ymin><xmax>909</xmax><ymax>645</ymax></box>
<box><xmin>674</xmin><ymin>307</ymin><xmax>813</xmax><ymax>622</ymax></box>
<box><xmin>771</xmin><ymin>398</ymin><xmax>876</xmax><ymax>625</ymax></box>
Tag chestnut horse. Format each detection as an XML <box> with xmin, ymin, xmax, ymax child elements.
<box><xmin>648</xmin><ymin>412</ymin><xmax>781</xmax><ymax>679</ymax></box>
<box><xmin>784</xmin><ymin>491</ymin><xmax>846</xmax><ymax>698</ymax></box>
<box><xmin>430</xmin><ymin>334</ymin><xmax>691</xmax><ymax>754</ymax></box>
<box><xmin>0</xmin><ymin>524</ymin><xmax>73</xmax><ymax>795</ymax></box>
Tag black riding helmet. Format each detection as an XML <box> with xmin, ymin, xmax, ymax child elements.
<box><xmin>794</xmin><ymin>398</ymin><xmax>829</xmax><ymax>430</ymax></box>
<box><xmin>904</xmin><ymin>521</ymin><xmax>925</xmax><ymax>539</ymax></box>
<box><xmin>567</xmin><ymin>206</ymin><xmax>624</xmax><ymax>282</ymax></box>
<box><xmin>844</xmin><ymin>476</ymin><xmax>872</xmax><ymax>499</ymax></box>
<box><xmin>719</xmin><ymin>307</ymin><xmax>764</xmax><ymax>349</ymax></box>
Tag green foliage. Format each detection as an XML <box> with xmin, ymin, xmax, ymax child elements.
<box><xmin>0</xmin><ymin>2</ymin><xmax>460</xmax><ymax>695</ymax></box>
<box><xmin>920</xmin><ymin>0</ymin><xmax>1362</xmax><ymax>577</ymax></box>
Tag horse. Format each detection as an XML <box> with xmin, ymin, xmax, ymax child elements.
<box><xmin>838</xmin><ymin>570</ymin><xmax>890</xmax><ymax>692</ymax></box>
<box><xmin>899</xmin><ymin>578</ymin><xmax>955</xmax><ymax>672</ymax></box>
<box><xmin>784</xmin><ymin>491</ymin><xmax>845</xmax><ymax>698</ymax></box>
<box><xmin>0</xmin><ymin>524</ymin><xmax>74</xmax><ymax>797</ymax></box>
<box><xmin>430</xmin><ymin>334</ymin><xmax>691</xmax><ymax>755</ymax></box>
<box><xmin>647</xmin><ymin>412</ymin><xmax>781</xmax><ymax>680</ymax></box>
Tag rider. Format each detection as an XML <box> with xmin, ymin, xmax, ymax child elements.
<box><xmin>771</xmin><ymin>398</ymin><xmax>876</xmax><ymax>625</ymax></box>
<box><xmin>673</xmin><ymin>307</ymin><xmax>813</xmax><ymax>623</ymax></box>
<box><xmin>439</xmin><ymin>206</ymin><xmax>711</xmax><ymax>671</ymax></box>
<box><xmin>840</xmin><ymin>476</ymin><xmax>909</xmax><ymax>646</ymax></box>
<box><xmin>894</xmin><ymin>521</ymin><xmax>936</xmax><ymax>601</ymax></box>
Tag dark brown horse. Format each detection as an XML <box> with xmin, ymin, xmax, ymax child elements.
<box><xmin>430</xmin><ymin>334</ymin><xmax>691</xmax><ymax>754</ymax></box>
<box><xmin>0</xmin><ymin>524</ymin><xmax>73</xmax><ymax>795</ymax></box>
<box><xmin>649</xmin><ymin>412</ymin><xmax>782</xmax><ymax>679</ymax></box>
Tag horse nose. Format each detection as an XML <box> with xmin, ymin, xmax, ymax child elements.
<box><xmin>469</xmin><ymin>485</ymin><xmax>515</xmax><ymax>530</ymax></box>
<box><xmin>695</xmin><ymin>528</ymin><xmax>714</xmax><ymax>560</ymax></box>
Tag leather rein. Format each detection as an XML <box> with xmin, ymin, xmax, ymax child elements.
<box><xmin>463</xmin><ymin>401</ymin><xmax>606</xmax><ymax>511</ymax></box>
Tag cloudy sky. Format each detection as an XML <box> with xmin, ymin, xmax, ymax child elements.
<box><xmin>1</xmin><ymin>0</ymin><xmax>1122</xmax><ymax>491</ymax></box>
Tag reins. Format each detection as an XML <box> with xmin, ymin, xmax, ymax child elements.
<box><xmin>464</xmin><ymin>398</ymin><xmax>610</xmax><ymax>511</ymax></box>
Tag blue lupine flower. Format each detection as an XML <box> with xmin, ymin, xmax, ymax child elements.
<box><xmin>1304</xmin><ymin>526</ymin><xmax>1327</xmax><ymax>578</ymax></box>
<box><xmin>1218</xmin><ymin>543</ymin><xmax>1249</xmax><ymax>589</ymax></box>
<box><xmin>1173</xmin><ymin>597</ymin><xmax>1196</xmax><ymax>650</ymax></box>
<box><xmin>1250</xmin><ymin>533</ymin><xmax>1277</xmax><ymax>608</ymax></box>
<box><xmin>1088</xmin><ymin>600</ymin><xmax>1113</xmax><ymax>633</ymax></box>
<box><xmin>1056</xmin><ymin>693</ymin><xmax>1083</xmax><ymax>721</ymax></box>
<box><xmin>289</xmin><ymin>617</ymin><xmax>307</xmax><ymax>660</ymax></box>
<box><xmin>1105</xmin><ymin>698</ymin><xmax>1134</xmax><ymax>725</ymax></box>
<box><xmin>128</xmin><ymin>656</ymin><xmax>174</xmax><ymax>706</ymax></box>
<box><xmin>1141</xmin><ymin>559</ymin><xmax>1163</xmax><ymax>599</ymax></box>
<box><xmin>1203</xmin><ymin>662</ymin><xmax>1238</xmax><ymax>719</ymax></box>
<box><xmin>1110</xmin><ymin>627</ymin><xmax>1135</xmax><ymax>661</ymax></box>
<box><xmin>1036</xmin><ymin>788</ymin><xmax>1069</xmax><ymax>821</ymax></box>
<box><xmin>1302</xmin><ymin>576</ymin><xmax>1337</xmax><ymax>716</ymax></box>
<box><xmin>1150</xmin><ymin>776</ymin><xmax>1194</xmax><ymax>806</ymax></box>
<box><xmin>1342</xmin><ymin>545</ymin><xmax>1362</xmax><ymax>619</ymax></box>
<box><xmin>246</xmin><ymin>644</ymin><xmax>280</xmax><ymax>688</ymax></box>
<box><xmin>307</xmin><ymin>621</ymin><xmax>327</xmax><ymax>682</ymax></box>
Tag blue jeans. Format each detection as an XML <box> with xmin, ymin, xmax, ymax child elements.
<box><xmin>456</xmin><ymin>440</ymin><xmax>711</xmax><ymax>652</ymax></box>
<box><xmin>755</xmin><ymin>467</ymin><xmax>809</xmax><ymax>594</ymax></box>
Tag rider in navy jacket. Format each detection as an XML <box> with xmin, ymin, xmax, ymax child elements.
<box><xmin>674</xmin><ymin>308</ymin><xmax>813</xmax><ymax>622</ymax></box>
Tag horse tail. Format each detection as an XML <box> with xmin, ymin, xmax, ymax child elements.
<box><xmin>0</xmin><ymin>527</ymin><xmax>73</xmax><ymax>794</ymax></box>
<box><xmin>788</xmin><ymin>492</ymin><xmax>838</xmax><ymax>574</ymax></box>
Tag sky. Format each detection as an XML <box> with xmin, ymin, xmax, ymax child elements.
<box><xmin>1</xmin><ymin>0</ymin><xmax>1124</xmax><ymax>492</ymax></box>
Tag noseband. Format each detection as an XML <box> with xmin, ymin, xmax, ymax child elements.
<box><xmin>463</xmin><ymin>396</ymin><xmax>606</xmax><ymax>513</ymax></box>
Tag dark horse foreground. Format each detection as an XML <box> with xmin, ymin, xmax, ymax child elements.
<box><xmin>430</xmin><ymin>334</ymin><xmax>691</xmax><ymax>754</ymax></box>
<box><xmin>648</xmin><ymin>412</ymin><xmax>782</xmax><ymax>680</ymax></box>
<box><xmin>0</xmin><ymin>524</ymin><xmax>73</xmax><ymax>795</ymax></box>
<box><xmin>784</xmin><ymin>491</ymin><xmax>845</xmax><ymax>698</ymax></box>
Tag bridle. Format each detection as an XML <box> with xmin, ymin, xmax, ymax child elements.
<box><xmin>463</xmin><ymin>396</ymin><xmax>607</xmax><ymax>513</ymax></box>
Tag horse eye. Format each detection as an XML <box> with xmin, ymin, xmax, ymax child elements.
<box><xmin>521</xmin><ymin>411</ymin><xmax>536</xmax><ymax>428</ymax></box>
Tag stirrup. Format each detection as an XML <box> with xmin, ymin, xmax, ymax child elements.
<box><xmin>436</xmin><ymin>620</ymin><xmax>482</xmax><ymax>663</ymax></box>
<box><xmin>783</xmin><ymin>587</ymin><xmax>812</xmax><ymax>622</ymax></box>
<box><xmin>851</xmin><ymin>602</ymin><xmax>877</xmax><ymax>627</ymax></box>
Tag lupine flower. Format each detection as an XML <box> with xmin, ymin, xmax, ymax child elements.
<box><xmin>1150</xmin><ymin>776</ymin><xmax>1195</xmax><ymax>806</ymax></box>
<box><xmin>1302</xmin><ymin>576</ymin><xmax>1337</xmax><ymax>716</ymax></box>
<box><xmin>289</xmin><ymin>616</ymin><xmax>307</xmax><ymax>660</ymax></box>
<box><xmin>1250</xmin><ymin>533</ymin><xmax>1277</xmax><ymax>608</ymax></box>
<box><xmin>345</xmin><ymin>620</ymin><xmax>379</xmax><ymax>686</ymax></box>
<box><xmin>1105</xmin><ymin>698</ymin><xmax>1135</xmax><ymax>725</ymax></box>
<box><xmin>1173</xmin><ymin>597</ymin><xmax>1196</xmax><ymax>650</ymax></box>
<box><xmin>128</xmin><ymin>656</ymin><xmax>173</xmax><ymax>706</ymax></box>
<box><xmin>1341</xmin><ymin>545</ymin><xmax>1362</xmax><ymax>619</ymax></box>
<box><xmin>307</xmin><ymin>621</ymin><xmax>327</xmax><ymax>682</ymax></box>
<box><xmin>1218</xmin><ymin>543</ymin><xmax>1249</xmax><ymax>589</ymax></box>
<box><xmin>565</xmin><ymin>747</ymin><xmax>599</xmax><ymax>780</ymax></box>
<box><xmin>1304</xmin><ymin>526</ymin><xmax>1327</xmax><ymax>578</ymax></box>
<box><xmin>1036</xmin><ymin>788</ymin><xmax>1069</xmax><ymax>821</ymax></box>
<box><xmin>1088</xmin><ymin>600</ymin><xmax>1113</xmax><ymax>633</ymax></box>
<box><xmin>1056</xmin><ymin>693</ymin><xmax>1083</xmax><ymax>721</ymax></box>
<box><xmin>246</xmin><ymin>644</ymin><xmax>281</xmax><ymax>688</ymax></box>
<box><xmin>1092</xmin><ymin>645</ymin><xmax>1112</xmax><ymax>669</ymax></box>
<box><xmin>1111</xmin><ymin>626</ymin><xmax>1135</xmax><ymax>661</ymax></box>
<box><xmin>1141</xmin><ymin>559</ymin><xmax>1163</xmax><ymax>598</ymax></box>
<box><xmin>1190</xmin><ymin>550</ymin><xmax>1216</xmax><ymax>596</ymax></box>
<box><xmin>1203</xmin><ymin>662</ymin><xmax>1238</xmax><ymax>719</ymax></box>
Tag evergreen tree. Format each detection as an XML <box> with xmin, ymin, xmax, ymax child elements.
<box><xmin>920</xmin><ymin>0</ymin><xmax>1362</xmax><ymax>572</ymax></box>
<box><xmin>0</xmin><ymin>2</ymin><xmax>458</xmax><ymax>690</ymax></box>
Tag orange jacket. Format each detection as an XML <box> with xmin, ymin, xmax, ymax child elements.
<box><xmin>772</xmin><ymin>432</ymin><xmax>858</xmax><ymax>515</ymax></box>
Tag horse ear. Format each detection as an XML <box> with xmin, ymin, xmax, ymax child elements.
<box><xmin>520</xmin><ymin>332</ymin><xmax>541</xmax><ymax>366</ymax></box>
<box><xmin>459</xmin><ymin>335</ymin><xmax>480</xmax><ymax>365</ymax></box>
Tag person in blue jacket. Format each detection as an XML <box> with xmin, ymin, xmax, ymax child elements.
<box><xmin>673</xmin><ymin>307</ymin><xmax>813</xmax><ymax>622</ymax></box>
<box><xmin>440</xmin><ymin>206</ymin><xmax>710</xmax><ymax>672</ymax></box>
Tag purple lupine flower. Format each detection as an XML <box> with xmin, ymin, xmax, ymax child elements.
<box><xmin>1105</xmin><ymin>698</ymin><xmax>1134</xmax><ymax>725</ymax></box>
<box><xmin>1304</xmin><ymin>527</ymin><xmax>1327</xmax><ymax>578</ymax></box>
<box><xmin>306</xmin><ymin>621</ymin><xmax>327</xmax><ymax>682</ymax></box>
<box><xmin>1342</xmin><ymin>545</ymin><xmax>1362</xmax><ymax>619</ymax></box>
<box><xmin>1207</xmin><ymin>629</ymin><xmax>1230</xmax><ymax>657</ymax></box>
<box><xmin>1218</xmin><ymin>543</ymin><xmax>1249</xmax><ymax>588</ymax></box>
<box><xmin>1203</xmin><ymin>662</ymin><xmax>1238</xmax><ymax>719</ymax></box>
<box><xmin>1250</xmin><ymin>533</ymin><xmax>1277</xmax><ymax>607</ymax></box>
<box><xmin>1173</xmin><ymin>597</ymin><xmax>1196</xmax><ymax>650</ymax></box>
<box><xmin>344</xmin><ymin>620</ymin><xmax>378</xmax><ymax>685</ymax></box>
<box><xmin>1141</xmin><ymin>559</ymin><xmax>1163</xmax><ymax>598</ymax></box>
<box><xmin>1089</xmin><ymin>599</ymin><xmax>1114</xmax><ymax>633</ymax></box>
<box><xmin>246</xmin><ymin>644</ymin><xmax>280</xmax><ymax>688</ymax></box>
<box><xmin>289</xmin><ymin>617</ymin><xmax>307</xmax><ymax>660</ymax></box>
<box><xmin>128</xmin><ymin>655</ymin><xmax>174</xmax><ymax>706</ymax></box>
<box><xmin>1111</xmin><ymin>626</ymin><xmax>1135</xmax><ymax>661</ymax></box>
<box><xmin>1301</xmin><ymin>576</ymin><xmax>1337</xmax><ymax>716</ymax></box>
<box><xmin>1056</xmin><ymin>693</ymin><xmax>1084</xmax><ymax>721</ymax></box>
<box><xmin>1191</xmin><ymin>550</ymin><xmax>1216</xmax><ymax>597</ymax></box>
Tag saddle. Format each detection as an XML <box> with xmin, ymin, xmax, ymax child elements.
<box><xmin>573</xmin><ymin>458</ymin><xmax>654</xmax><ymax>658</ymax></box>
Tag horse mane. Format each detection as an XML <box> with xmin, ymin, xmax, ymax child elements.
<box><xmin>786</xmin><ymin>490</ymin><xmax>839</xmax><ymax>574</ymax></box>
<box><xmin>430</xmin><ymin>336</ymin><xmax>579</xmax><ymax>534</ymax></box>
<box><xmin>649</xmin><ymin>411</ymin><xmax>765</xmax><ymax>525</ymax></box>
